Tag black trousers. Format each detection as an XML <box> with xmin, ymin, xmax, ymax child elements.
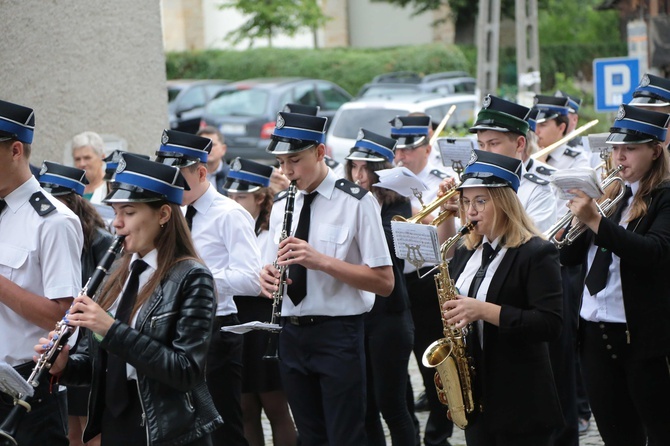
<box><xmin>406</xmin><ymin>270</ymin><xmax>454</xmax><ymax>446</ymax></box>
<box><xmin>364</xmin><ymin>309</ymin><xmax>416</xmax><ymax>446</ymax></box>
<box><xmin>580</xmin><ymin>320</ymin><xmax>670</xmax><ymax>446</ymax></box>
<box><xmin>464</xmin><ymin>417</ymin><xmax>553</xmax><ymax>446</ymax></box>
<box><xmin>279</xmin><ymin>314</ymin><xmax>367</xmax><ymax>446</ymax></box>
<box><xmin>206</xmin><ymin>314</ymin><xmax>248</xmax><ymax>446</ymax></box>
<box><xmin>0</xmin><ymin>362</ymin><xmax>68</xmax><ymax>446</ymax></box>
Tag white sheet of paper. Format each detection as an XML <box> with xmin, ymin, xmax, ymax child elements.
<box><xmin>390</xmin><ymin>221</ymin><xmax>441</xmax><ymax>269</ymax></box>
<box><xmin>220</xmin><ymin>321</ymin><xmax>281</xmax><ymax>334</ymax></box>
<box><xmin>436</xmin><ymin>137</ymin><xmax>476</xmax><ymax>172</ymax></box>
<box><xmin>374</xmin><ymin>167</ymin><xmax>428</xmax><ymax>198</ymax></box>
<box><xmin>0</xmin><ymin>363</ymin><xmax>34</xmax><ymax>398</ymax></box>
<box><xmin>585</xmin><ymin>133</ymin><xmax>610</xmax><ymax>153</ymax></box>
<box><xmin>550</xmin><ymin>167</ymin><xmax>604</xmax><ymax>200</ymax></box>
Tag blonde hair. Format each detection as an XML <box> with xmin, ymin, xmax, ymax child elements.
<box><xmin>460</xmin><ymin>186</ymin><xmax>542</xmax><ymax>250</ymax></box>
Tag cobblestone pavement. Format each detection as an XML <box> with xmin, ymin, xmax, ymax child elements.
<box><xmin>260</xmin><ymin>354</ymin><xmax>605</xmax><ymax>445</ymax></box>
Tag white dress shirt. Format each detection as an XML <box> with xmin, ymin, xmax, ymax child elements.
<box><xmin>517</xmin><ymin>161</ymin><xmax>557</xmax><ymax>233</ymax></box>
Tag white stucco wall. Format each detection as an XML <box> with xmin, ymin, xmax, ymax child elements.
<box><xmin>0</xmin><ymin>0</ymin><xmax>168</xmax><ymax>165</ymax></box>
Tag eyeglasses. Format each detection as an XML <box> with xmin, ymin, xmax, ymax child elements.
<box><xmin>460</xmin><ymin>197</ymin><xmax>488</xmax><ymax>212</ymax></box>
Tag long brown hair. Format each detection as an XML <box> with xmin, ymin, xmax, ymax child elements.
<box><xmin>460</xmin><ymin>186</ymin><xmax>541</xmax><ymax>250</ymax></box>
<box><xmin>344</xmin><ymin>159</ymin><xmax>408</xmax><ymax>206</ymax></box>
<box><xmin>601</xmin><ymin>142</ymin><xmax>670</xmax><ymax>222</ymax></box>
<box><xmin>96</xmin><ymin>201</ymin><xmax>202</xmax><ymax>318</ymax></box>
<box><xmin>254</xmin><ymin>187</ymin><xmax>274</xmax><ymax>234</ymax></box>
<box><xmin>57</xmin><ymin>192</ymin><xmax>107</xmax><ymax>251</ymax></box>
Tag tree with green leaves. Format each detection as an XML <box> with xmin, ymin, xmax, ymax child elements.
<box><xmin>220</xmin><ymin>0</ymin><xmax>330</xmax><ymax>48</ymax></box>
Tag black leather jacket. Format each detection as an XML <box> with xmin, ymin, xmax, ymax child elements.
<box><xmin>81</xmin><ymin>228</ymin><xmax>114</xmax><ymax>284</ymax></box>
<box><xmin>62</xmin><ymin>259</ymin><xmax>223</xmax><ymax>445</ymax></box>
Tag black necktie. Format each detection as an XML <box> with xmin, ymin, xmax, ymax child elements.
<box><xmin>185</xmin><ymin>205</ymin><xmax>197</xmax><ymax>231</ymax></box>
<box><xmin>287</xmin><ymin>192</ymin><xmax>317</xmax><ymax>306</ymax></box>
<box><xmin>585</xmin><ymin>185</ymin><xmax>633</xmax><ymax>295</ymax></box>
<box><xmin>106</xmin><ymin>259</ymin><xmax>148</xmax><ymax>417</ymax></box>
<box><xmin>0</xmin><ymin>199</ymin><xmax>6</xmax><ymax>214</ymax></box>
<box><xmin>468</xmin><ymin>242</ymin><xmax>500</xmax><ymax>298</ymax></box>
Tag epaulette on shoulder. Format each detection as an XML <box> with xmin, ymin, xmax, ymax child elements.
<box><xmin>325</xmin><ymin>157</ymin><xmax>340</xmax><ymax>169</ymax></box>
<box><xmin>274</xmin><ymin>189</ymin><xmax>288</xmax><ymax>202</ymax></box>
<box><xmin>430</xmin><ymin>169</ymin><xmax>448</xmax><ymax>180</ymax></box>
<box><xmin>30</xmin><ymin>191</ymin><xmax>56</xmax><ymax>216</ymax></box>
<box><xmin>335</xmin><ymin>179</ymin><xmax>368</xmax><ymax>200</ymax></box>
<box><xmin>564</xmin><ymin>148</ymin><xmax>580</xmax><ymax>158</ymax></box>
<box><xmin>523</xmin><ymin>173</ymin><xmax>550</xmax><ymax>186</ymax></box>
<box><xmin>535</xmin><ymin>165</ymin><xmax>556</xmax><ymax>177</ymax></box>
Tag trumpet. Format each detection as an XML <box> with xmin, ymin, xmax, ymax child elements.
<box><xmin>392</xmin><ymin>184</ymin><xmax>459</xmax><ymax>227</ymax></box>
<box><xmin>544</xmin><ymin>166</ymin><xmax>625</xmax><ymax>248</ymax></box>
<box><xmin>0</xmin><ymin>235</ymin><xmax>125</xmax><ymax>446</ymax></box>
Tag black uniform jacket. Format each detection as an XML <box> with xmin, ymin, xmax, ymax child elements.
<box><xmin>449</xmin><ymin>236</ymin><xmax>564</xmax><ymax>433</ymax></box>
<box><xmin>62</xmin><ymin>259</ymin><xmax>223</xmax><ymax>446</ymax></box>
<box><xmin>560</xmin><ymin>183</ymin><xmax>670</xmax><ymax>359</ymax></box>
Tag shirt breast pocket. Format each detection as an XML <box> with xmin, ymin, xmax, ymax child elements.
<box><xmin>0</xmin><ymin>243</ymin><xmax>29</xmax><ymax>282</ymax></box>
<box><xmin>316</xmin><ymin>224</ymin><xmax>349</xmax><ymax>258</ymax></box>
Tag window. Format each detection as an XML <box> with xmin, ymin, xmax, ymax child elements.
<box><xmin>177</xmin><ymin>87</ymin><xmax>206</xmax><ymax>112</ymax></box>
<box><xmin>293</xmin><ymin>83</ymin><xmax>318</xmax><ymax>107</ymax></box>
<box><xmin>316</xmin><ymin>82</ymin><xmax>351</xmax><ymax>110</ymax></box>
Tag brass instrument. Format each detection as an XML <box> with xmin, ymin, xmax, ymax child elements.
<box><xmin>0</xmin><ymin>235</ymin><xmax>125</xmax><ymax>446</ymax></box>
<box><xmin>544</xmin><ymin>165</ymin><xmax>625</xmax><ymax>248</ymax></box>
<box><xmin>422</xmin><ymin>222</ymin><xmax>477</xmax><ymax>430</ymax></box>
<box><xmin>392</xmin><ymin>184</ymin><xmax>459</xmax><ymax>227</ymax></box>
<box><xmin>262</xmin><ymin>181</ymin><xmax>297</xmax><ymax>360</ymax></box>
<box><xmin>531</xmin><ymin>119</ymin><xmax>599</xmax><ymax>161</ymax></box>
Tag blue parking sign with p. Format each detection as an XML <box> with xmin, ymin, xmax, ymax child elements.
<box><xmin>593</xmin><ymin>57</ymin><xmax>640</xmax><ymax>112</ymax></box>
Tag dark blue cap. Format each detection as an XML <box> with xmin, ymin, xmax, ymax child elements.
<box><xmin>555</xmin><ymin>90</ymin><xmax>582</xmax><ymax>114</ymax></box>
<box><xmin>390</xmin><ymin>115</ymin><xmax>431</xmax><ymax>149</ymax></box>
<box><xmin>103</xmin><ymin>150</ymin><xmax>150</xmax><ymax>180</ymax></box>
<box><xmin>0</xmin><ymin>99</ymin><xmax>35</xmax><ymax>144</ymax></box>
<box><xmin>282</xmin><ymin>103</ymin><xmax>319</xmax><ymax>116</ymax></box>
<box><xmin>155</xmin><ymin>129</ymin><xmax>212</xmax><ymax>167</ymax></box>
<box><xmin>39</xmin><ymin>161</ymin><xmax>88</xmax><ymax>196</ymax></box>
<box><xmin>630</xmin><ymin>73</ymin><xmax>670</xmax><ymax>107</ymax></box>
<box><xmin>266</xmin><ymin>112</ymin><xmax>327</xmax><ymax>155</ymax></box>
<box><xmin>607</xmin><ymin>104</ymin><xmax>670</xmax><ymax>145</ymax></box>
<box><xmin>224</xmin><ymin>157</ymin><xmax>274</xmax><ymax>193</ymax></box>
<box><xmin>345</xmin><ymin>128</ymin><xmax>397</xmax><ymax>163</ymax></box>
<box><xmin>470</xmin><ymin>95</ymin><xmax>530</xmax><ymax>136</ymax></box>
<box><xmin>458</xmin><ymin>150</ymin><xmax>522</xmax><ymax>193</ymax></box>
<box><xmin>533</xmin><ymin>95</ymin><xmax>570</xmax><ymax>123</ymax></box>
<box><xmin>104</xmin><ymin>153</ymin><xmax>189</xmax><ymax>205</ymax></box>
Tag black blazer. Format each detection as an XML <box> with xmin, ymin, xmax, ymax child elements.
<box><xmin>560</xmin><ymin>183</ymin><xmax>670</xmax><ymax>359</ymax></box>
<box><xmin>449</xmin><ymin>236</ymin><xmax>564</xmax><ymax>433</ymax></box>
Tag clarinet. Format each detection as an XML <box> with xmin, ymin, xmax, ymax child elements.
<box><xmin>262</xmin><ymin>181</ymin><xmax>297</xmax><ymax>360</ymax></box>
<box><xmin>0</xmin><ymin>235</ymin><xmax>125</xmax><ymax>446</ymax></box>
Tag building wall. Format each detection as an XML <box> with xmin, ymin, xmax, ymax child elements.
<box><xmin>1</xmin><ymin>0</ymin><xmax>167</xmax><ymax>165</ymax></box>
<box><xmin>348</xmin><ymin>0</ymin><xmax>434</xmax><ymax>47</ymax></box>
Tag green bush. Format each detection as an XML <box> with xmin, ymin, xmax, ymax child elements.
<box><xmin>166</xmin><ymin>44</ymin><xmax>470</xmax><ymax>96</ymax></box>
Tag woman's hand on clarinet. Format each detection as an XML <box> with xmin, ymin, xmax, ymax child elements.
<box><xmin>34</xmin><ymin>331</ymin><xmax>70</xmax><ymax>376</ymax></box>
<box><xmin>65</xmin><ymin>294</ymin><xmax>115</xmax><ymax>337</ymax></box>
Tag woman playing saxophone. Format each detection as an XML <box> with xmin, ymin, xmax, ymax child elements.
<box><xmin>440</xmin><ymin>150</ymin><xmax>563</xmax><ymax>445</ymax></box>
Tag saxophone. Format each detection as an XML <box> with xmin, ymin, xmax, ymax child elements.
<box><xmin>422</xmin><ymin>222</ymin><xmax>477</xmax><ymax>430</ymax></box>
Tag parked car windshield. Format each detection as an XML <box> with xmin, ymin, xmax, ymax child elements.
<box><xmin>330</xmin><ymin>108</ymin><xmax>408</xmax><ymax>139</ymax></box>
<box><xmin>206</xmin><ymin>89</ymin><xmax>269</xmax><ymax>118</ymax></box>
<box><xmin>168</xmin><ymin>87</ymin><xmax>182</xmax><ymax>103</ymax></box>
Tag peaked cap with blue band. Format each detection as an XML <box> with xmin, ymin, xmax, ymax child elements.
<box><xmin>555</xmin><ymin>90</ymin><xmax>582</xmax><ymax>114</ymax></box>
<box><xmin>266</xmin><ymin>112</ymin><xmax>327</xmax><ymax>155</ymax></box>
<box><xmin>390</xmin><ymin>115</ymin><xmax>431</xmax><ymax>149</ymax></box>
<box><xmin>283</xmin><ymin>103</ymin><xmax>319</xmax><ymax>116</ymax></box>
<box><xmin>0</xmin><ymin>99</ymin><xmax>35</xmax><ymax>144</ymax></box>
<box><xmin>469</xmin><ymin>95</ymin><xmax>530</xmax><ymax>136</ymax></box>
<box><xmin>345</xmin><ymin>128</ymin><xmax>397</xmax><ymax>163</ymax></box>
<box><xmin>630</xmin><ymin>73</ymin><xmax>670</xmax><ymax>107</ymax></box>
<box><xmin>223</xmin><ymin>157</ymin><xmax>274</xmax><ymax>193</ymax></box>
<box><xmin>458</xmin><ymin>149</ymin><xmax>522</xmax><ymax>193</ymax></box>
<box><xmin>103</xmin><ymin>150</ymin><xmax>150</xmax><ymax>180</ymax></box>
<box><xmin>533</xmin><ymin>95</ymin><xmax>570</xmax><ymax>123</ymax></box>
<box><xmin>103</xmin><ymin>153</ymin><xmax>189</xmax><ymax>205</ymax></box>
<box><xmin>39</xmin><ymin>161</ymin><xmax>88</xmax><ymax>197</ymax></box>
<box><xmin>606</xmin><ymin>104</ymin><xmax>670</xmax><ymax>145</ymax></box>
<box><xmin>155</xmin><ymin>129</ymin><xmax>212</xmax><ymax>167</ymax></box>
<box><xmin>526</xmin><ymin>108</ymin><xmax>539</xmax><ymax>133</ymax></box>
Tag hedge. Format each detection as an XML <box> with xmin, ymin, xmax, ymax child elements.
<box><xmin>166</xmin><ymin>41</ymin><xmax>627</xmax><ymax>96</ymax></box>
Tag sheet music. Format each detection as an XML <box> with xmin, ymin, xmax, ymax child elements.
<box><xmin>374</xmin><ymin>167</ymin><xmax>428</xmax><ymax>198</ymax></box>
<box><xmin>0</xmin><ymin>363</ymin><xmax>34</xmax><ymax>398</ymax></box>
<box><xmin>436</xmin><ymin>137</ymin><xmax>476</xmax><ymax>172</ymax></box>
<box><xmin>391</xmin><ymin>221</ymin><xmax>441</xmax><ymax>269</ymax></box>
<box><xmin>550</xmin><ymin>167</ymin><xmax>604</xmax><ymax>200</ymax></box>
<box><xmin>220</xmin><ymin>321</ymin><xmax>281</xmax><ymax>334</ymax></box>
<box><xmin>585</xmin><ymin>133</ymin><xmax>610</xmax><ymax>153</ymax></box>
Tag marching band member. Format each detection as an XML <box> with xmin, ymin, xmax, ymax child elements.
<box><xmin>443</xmin><ymin>150</ymin><xmax>564</xmax><ymax>446</ymax></box>
<box><xmin>345</xmin><ymin>129</ymin><xmax>416</xmax><ymax>445</ymax></box>
<box><xmin>223</xmin><ymin>158</ymin><xmax>297</xmax><ymax>446</ymax></box>
<box><xmin>629</xmin><ymin>73</ymin><xmax>670</xmax><ymax>148</ymax></box>
<box><xmin>260</xmin><ymin>111</ymin><xmax>394</xmax><ymax>445</ymax></box>
<box><xmin>155</xmin><ymin>130</ymin><xmax>262</xmax><ymax>446</ymax></box>
<box><xmin>0</xmin><ymin>99</ymin><xmax>83</xmax><ymax>445</ymax></box>
<box><xmin>560</xmin><ymin>104</ymin><xmax>670</xmax><ymax>446</ymax></box>
<box><xmin>37</xmin><ymin>154</ymin><xmax>222</xmax><ymax>445</ymax></box>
